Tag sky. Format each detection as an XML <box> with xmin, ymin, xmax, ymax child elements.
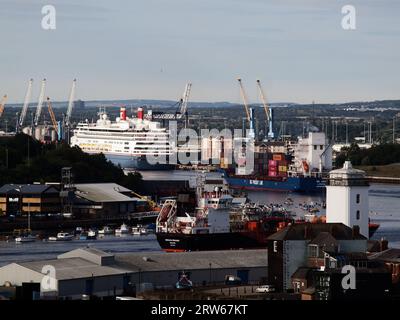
<box><xmin>0</xmin><ymin>0</ymin><xmax>399</xmax><ymax>104</ymax></box>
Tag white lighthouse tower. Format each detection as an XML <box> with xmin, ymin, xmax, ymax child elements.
<box><xmin>326</xmin><ymin>161</ymin><xmax>370</xmax><ymax>238</ymax></box>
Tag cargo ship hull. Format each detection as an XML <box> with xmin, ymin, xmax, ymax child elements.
<box><xmin>224</xmin><ymin>175</ymin><xmax>325</xmax><ymax>193</ymax></box>
<box><xmin>156</xmin><ymin>232</ymin><xmax>269</xmax><ymax>252</ymax></box>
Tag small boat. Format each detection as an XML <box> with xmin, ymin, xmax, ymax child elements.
<box><xmin>15</xmin><ymin>234</ymin><xmax>36</xmax><ymax>243</ymax></box>
<box><xmin>115</xmin><ymin>223</ymin><xmax>129</xmax><ymax>235</ymax></box>
<box><xmin>99</xmin><ymin>226</ymin><xmax>113</xmax><ymax>235</ymax></box>
<box><xmin>132</xmin><ymin>225</ymin><xmax>146</xmax><ymax>236</ymax></box>
<box><xmin>79</xmin><ymin>232</ymin><xmax>88</xmax><ymax>240</ymax></box>
<box><xmin>87</xmin><ymin>230</ymin><xmax>97</xmax><ymax>240</ymax></box>
<box><xmin>49</xmin><ymin>232</ymin><xmax>74</xmax><ymax>241</ymax></box>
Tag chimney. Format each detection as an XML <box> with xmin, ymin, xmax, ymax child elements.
<box><xmin>120</xmin><ymin>107</ymin><xmax>126</xmax><ymax>121</ymax></box>
<box><xmin>137</xmin><ymin>107</ymin><xmax>144</xmax><ymax>120</ymax></box>
<box><xmin>352</xmin><ymin>225</ymin><xmax>360</xmax><ymax>238</ymax></box>
<box><xmin>380</xmin><ymin>237</ymin><xmax>389</xmax><ymax>252</ymax></box>
<box><xmin>304</xmin><ymin>224</ymin><xmax>309</xmax><ymax>239</ymax></box>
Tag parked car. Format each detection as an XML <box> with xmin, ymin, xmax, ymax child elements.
<box><xmin>255</xmin><ymin>285</ymin><xmax>275</xmax><ymax>293</ymax></box>
<box><xmin>225</xmin><ymin>275</ymin><xmax>242</xmax><ymax>285</ymax></box>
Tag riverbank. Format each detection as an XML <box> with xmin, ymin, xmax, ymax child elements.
<box><xmin>357</xmin><ymin>163</ymin><xmax>400</xmax><ymax>184</ymax></box>
<box><xmin>357</xmin><ymin>164</ymin><xmax>400</xmax><ymax>180</ymax></box>
<box><xmin>0</xmin><ymin>212</ymin><xmax>158</xmax><ymax>236</ymax></box>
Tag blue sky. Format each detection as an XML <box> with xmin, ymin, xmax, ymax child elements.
<box><xmin>0</xmin><ymin>0</ymin><xmax>399</xmax><ymax>104</ymax></box>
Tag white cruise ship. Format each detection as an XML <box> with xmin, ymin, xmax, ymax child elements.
<box><xmin>70</xmin><ymin>107</ymin><xmax>175</xmax><ymax>170</ymax></box>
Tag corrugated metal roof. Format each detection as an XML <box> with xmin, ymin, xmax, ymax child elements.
<box><xmin>75</xmin><ymin>183</ymin><xmax>140</xmax><ymax>203</ymax></box>
<box><xmin>18</xmin><ymin>258</ymin><xmax>129</xmax><ymax>280</ymax></box>
<box><xmin>11</xmin><ymin>247</ymin><xmax>267</xmax><ymax>281</ymax></box>
<box><xmin>114</xmin><ymin>249</ymin><xmax>268</xmax><ymax>272</ymax></box>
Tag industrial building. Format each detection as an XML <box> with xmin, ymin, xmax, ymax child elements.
<box><xmin>0</xmin><ymin>184</ymin><xmax>61</xmax><ymax>217</ymax></box>
<box><xmin>73</xmin><ymin>183</ymin><xmax>142</xmax><ymax>217</ymax></box>
<box><xmin>0</xmin><ymin>247</ymin><xmax>268</xmax><ymax>300</ymax></box>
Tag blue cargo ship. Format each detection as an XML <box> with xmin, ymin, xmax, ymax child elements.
<box><xmin>220</xmin><ymin>170</ymin><xmax>325</xmax><ymax>193</ymax></box>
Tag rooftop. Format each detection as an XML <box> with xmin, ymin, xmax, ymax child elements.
<box><xmin>114</xmin><ymin>249</ymin><xmax>267</xmax><ymax>272</ymax></box>
<box><xmin>267</xmin><ymin>223</ymin><xmax>367</xmax><ymax>241</ymax></box>
<box><xmin>370</xmin><ymin>248</ymin><xmax>400</xmax><ymax>263</ymax></box>
<box><xmin>75</xmin><ymin>183</ymin><xmax>140</xmax><ymax>203</ymax></box>
<box><xmin>329</xmin><ymin>161</ymin><xmax>366</xmax><ymax>179</ymax></box>
<box><xmin>18</xmin><ymin>258</ymin><xmax>129</xmax><ymax>280</ymax></box>
<box><xmin>0</xmin><ymin>184</ymin><xmax>59</xmax><ymax>195</ymax></box>
<box><xmin>3</xmin><ymin>247</ymin><xmax>268</xmax><ymax>281</ymax></box>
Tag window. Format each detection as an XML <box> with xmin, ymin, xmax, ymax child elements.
<box><xmin>308</xmin><ymin>244</ymin><xmax>319</xmax><ymax>258</ymax></box>
<box><xmin>356</xmin><ymin>210</ymin><xmax>360</xmax><ymax>220</ymax></box>
<box><xmin>356</xmin><ymin>194</ymin><xmax>360</xmax><ymax>204</ymax></box>
<box><xmin>320</xmin><ymin>145</ymin><xmax>324</xmax><ymax>150</ymax></box>
<box><xmin>314</xmin><ymin>145</ymin><xmax>317</xmax><ymax>150</ymax></box>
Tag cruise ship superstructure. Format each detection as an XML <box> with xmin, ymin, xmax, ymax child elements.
<box><xmin>70</xmin><ymin>107</ymin><xmax>175</xmax><ymax>170</ymax></box>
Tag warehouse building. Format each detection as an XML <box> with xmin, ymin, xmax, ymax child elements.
<box><xmin>0</xmin><ymin>247</ymin><xmax>268</xmax><ymax>300</ymax></box>
<box><xmin>73</xmin><ymin>183</ymin><xmax>143</xmax><ymax>217</ymax></box>
<box><xmin>0</xmin><ymin>184</ymin><xmax>61</xmax><ymax>217</ymax></box>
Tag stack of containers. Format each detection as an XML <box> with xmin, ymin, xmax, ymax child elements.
<box><xmin>254</xmin><ymin>152</ymin><xmax>269</xmax><ymax>176</ymax></box>
<box><xmin>278</xmin><ymin>159</ymin><xmax>288</xmax><ymax>177</ymax></box>
<box><xmin>268</xmin><ymin>159</ymin><xmax>278</xmax><ymax>176</ymax></box>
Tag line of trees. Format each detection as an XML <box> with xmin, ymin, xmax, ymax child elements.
<box><xmin>0</xmin><ymin>134</ymin><xmax>142</xmax><ymax>191</ymax></box>
<box><xmin>335</xmin><ymin>143</ymin><xmax>400</xmax><ymax>167</ymax></box>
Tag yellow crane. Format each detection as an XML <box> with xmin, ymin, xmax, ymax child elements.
<box><xmin>46</xmin><ymin>97</ymin><xmax>58</xmax><ymax>133</ymax></box>
<box><xmin>237</xmin><ymin>78</ymin><xmax>251</xmax><ymax>122</ymax></box>
<box><xmin>131</xmin><ymin>191</ymin><xmax>157</xmax><ymax>209</ymax></box>
<box><xmin>0</xmin><ymin>94</ymin><xmax>8</xmax><ymax>118</ymax></box>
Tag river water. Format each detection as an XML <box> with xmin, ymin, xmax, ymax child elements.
<box><xmin>0</xmin><ymin>171</ymin><xmax>399</xmax><ymax>266</ymax></box>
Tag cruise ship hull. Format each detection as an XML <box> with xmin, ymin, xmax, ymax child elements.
<box><xmin>105</xmin><ymin>154</ymin><xmax>175</xmax><ymax>170</ymax></box>
<box><xmin>156</xmin><ymin>232</ymin><xmax>269</xmax><ymax>252</ymax></box>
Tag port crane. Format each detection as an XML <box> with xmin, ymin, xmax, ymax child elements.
<box><xmin>237</xmin><ymin>78</ymin><xmax>256</xmax><ymax>139</ymax></box>
<box><xmin>0</xmin><ymin>94</ymin><xmax>8</xmax><ymax>118</ymax></box>
<box><xmin>256</xmin><ymin>79</ymin><xmax>274</xmax><ymax>139</ymax></box>
<box><xmin>65</xmin><ymin>78</ymin><xmax>76</xmax><ymax>126</ymax></box>
<box><xmin>150</xmin><ymin>83</ymin><xmax>192</xmax><ymax>123</ymax></box>
<box><xmin>46</xmin><ymin>97</ymin><xmax>58</xmax><ymax>133</ymax></box>
<box><xmin>237</xmin><ymin>78</ymin><xmax>251</xmax><ymax>122</ymax></box>
<box><xmin>34</xmin><ymin>78</ymin><xmax>47</xmax><ymax>126</ymax></box>
<box><xmin>18</xmin><ymin>79</ymin><xmax>34</xmax><ymax>130</ymax></box>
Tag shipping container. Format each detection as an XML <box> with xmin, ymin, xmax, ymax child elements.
<box><xmin>279</xmin><ymin>165</ymin><xmax>287</xmax><ymax>172</ymax></box>
<box><xmin>272</xmin><ymin>154</ymin><xmax>283</xmax><ymax>161</ymax></box>
<box><xmin>268</xmin><ymin>171</ymin><xmax>277</xmax><ymax>177</ymax></box>
<box><xmin>268</xmin><ymin>160</ymin><xmax>278</xmax><ymax>166</ymax></box>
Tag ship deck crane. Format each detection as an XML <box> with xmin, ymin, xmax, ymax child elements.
<box><xmin>46</xmin><ymin>97</ymin><xmax>58</xmax><ymax>133</ymax></box>
<box><xmin>0</xmin><ymin>95</ymin><xmax>8</xmax><ymax>118</ymax></box>
<box><xmin>34</xmin><ymin>78</ymin><xmax>47</xmax><ymax>126</ymax></box>
<box><xmin>18</xmin><ymin>79</ymin><xmax>33</xmax><ymax>130</ymax></box>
